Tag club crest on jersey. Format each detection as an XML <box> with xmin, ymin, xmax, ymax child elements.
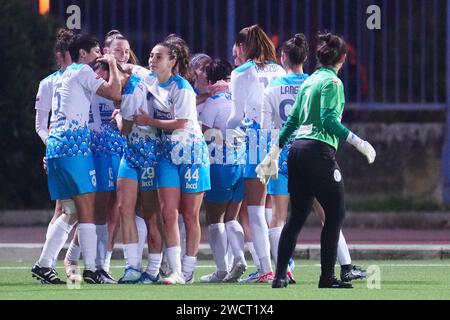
<box><xmin>333</xmin><ymin>169</ymin><xmax>342</xmax><ymax>182</ymax></box>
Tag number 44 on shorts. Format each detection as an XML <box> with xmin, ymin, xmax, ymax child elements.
<box><xmin>184</xmin><ymin>168</ymin><xmax>199</xmax><ymax>190</ymax></box>
<box><xmin>184</xmin><ymin>168</ymin><xmax>199</xmax><ymax>181</ymax></box>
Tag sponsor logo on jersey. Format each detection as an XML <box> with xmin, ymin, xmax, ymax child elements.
<box><xmin>141</xmin><ymin>180</ymin><xmax>154</xmax><ymax>188</ymax></box>
<box><xmin>154</xmin><ymin>109</ymin><xmax>172</xmax><ymax>120</ymax></box>
<box><xmin>89</xmin><ymin>170</ymin><xmax>97</xmax><ymax>187</ymax></box>
<box><xmin>108</xmin><ymin>167</ymin><xmax>115</xmax><ymax>187</ymax></box>
<box><xmin>98</xmin><ymin>102</ymin><xmax>115</xmax><ymax>123</ymax></box>
<box><xmin>185</xmin><ymin>182</ymin><xmax>198</xmax><ymax>190</ymax></box>
<box><xmin>99</xmin><ymin>102</ymin><xmax>114</xmax><ymax>112</ymax></box>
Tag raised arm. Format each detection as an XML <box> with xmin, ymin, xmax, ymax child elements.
<box><xmin>96</xmin><ymin>54</ymin><xmax>122</xmax><ymax>102</ymax></box>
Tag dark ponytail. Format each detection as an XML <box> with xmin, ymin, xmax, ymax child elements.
<box><xmin>55</xmin><ymin>28</ymin><xmax>75</xmax><ymax>54</ymax></box>
<box><xmin>316</xmin><ymin>32</ymin><xmax>347</xmax><ymax>67</ymax></box>
<box><xmin>164</xmin><ymin>35</ymin><xmax>190</xmax><ymax>77</ymax></box>
<box><xmin>159</xmin><ymin>40</ymin><xmax>190</xmax><ymax>77</ymax></box>
<box><xmin>281</xmin><ymin>33</ymin><xmax>308</xmax><ymax>66</ymax></box>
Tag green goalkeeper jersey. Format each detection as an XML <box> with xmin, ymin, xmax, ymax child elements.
<box><xmin>277</xmin><ymin>66</ymin><xmax>349</xmax><ymax>151</ymax></box>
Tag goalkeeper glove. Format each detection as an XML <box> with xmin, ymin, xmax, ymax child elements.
<box><xmin>346</xmin><ymin>131</ymin><xmax>376</xmax><ymax>164</ymax></box>
<box><xmin>255</xmin><ymin>145</ymin><xmax>282</xmax><ymax>184</ymax></box>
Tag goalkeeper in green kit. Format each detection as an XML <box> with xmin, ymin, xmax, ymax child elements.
<box><xmin>256</xmin><ymin>32</ymin><xmax>376</xmax><ymax>289</ymax></box>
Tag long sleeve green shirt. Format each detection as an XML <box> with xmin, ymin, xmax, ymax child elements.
<box><xmin>277</xmin><ymin>67</ymin><xmax>349</xmax><ymax>150</ymax></box>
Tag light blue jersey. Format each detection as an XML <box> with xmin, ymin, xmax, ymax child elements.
<box><xmin>35</xmin><ymin>70</ymin><xmax>63</xmax><ymax>145</ymax></box>
<box><xmin>46</xmin><ymin>63</ymin><xmax>105</xmax><ymax>199</ymax></box>
<box><xmin>89</xmin><ymin>94</ymin><xmax>125</xmax><ymax>158</ymax></box>
<box><xmin>227</xmin><ymin>60</ymin><xmax>285</xmax><ymax>178</ymax></box>
<box><xmin>262</xmin><ymin>73</ymin><xmax>309</xmax><ymax>195</ymax></box>
<box><xmin>227</xmin><ymin>60</ymin><xmax>285</xmax><ymax>128</ymax></box>
<box><xmin>201</xmin><ymin>92</ymin><xmax>245</xmax><ymax>165</ymax></box>
<box><xmin>89</xmin><ymin>94</ymin><xmax>124</xmax><ymax>191</ymax></box>
<box><xmin>46</xmin><ymin>63</ymin><xmax>105</xmax><ymax>159</ymax></box>
<box><xmin>35</xmin><ymin>70</ymin><xmax>63</xmax><ymax>113</ymax></box>
<box><xmin>118</xmin><ymin>74</ymin><xmax>158</xmax><ymax>190</ymax></box>
<box><xmin>132</xmin><ymin>65</ymin><xmax>156</xmax><ymax>87</ymax></box>
<box><xmin>201</xmin><ymin>93</ymin><xmax>244</xmax><ymax>203</ymax></box>
<box><xmin>148</xmin><ymin>74</ymin><xmax>210</xmax><ymax>193</ymax></box>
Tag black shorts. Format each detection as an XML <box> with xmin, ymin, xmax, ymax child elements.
<box><xmin>287</xmin><ymin>139</ymin><xmax>344</xmax><ymax>196</ymax></box>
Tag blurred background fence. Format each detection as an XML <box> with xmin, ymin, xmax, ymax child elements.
<box><xmin>34</xmin><ymin>0</ymin><xmax>447</xmax><ymax>107</ymax></box>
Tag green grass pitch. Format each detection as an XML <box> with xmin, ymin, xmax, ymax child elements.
<box><xmin>0</xmin><ymin>260</ymin><xmax>449</xmax><ymax>300</ymax></box>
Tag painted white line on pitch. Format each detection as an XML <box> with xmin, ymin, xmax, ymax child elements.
<box><xmin>1</xmin><ymin>264</ymin><xmax>450</xmax><ymax>270</ymax></box>
<box><xmin>2</xmin><ymin>243</ymin><xmax>450</xmax><ymax>249</ymax></box>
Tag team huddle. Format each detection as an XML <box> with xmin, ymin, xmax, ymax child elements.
<box><xmin>32</xmin><ymin>24</ymin><xmax>373</xmax><ymax>288</ymax></box>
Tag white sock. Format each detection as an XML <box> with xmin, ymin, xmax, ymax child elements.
<box><xmin>225</xmin><ymin>220</ymin><xmax>246</xmax><ymax>265</ymax></box>
<box><xmin>208</xmin><ymin>223</ymin><xmax>228</xmax><ymax>273</ymax></box>
<box><xmin>65</xmin><ymin>241</ymin><xmax>81</xmax><ymax>263</ymax></box>
<box><xmin>268</xmin><ymin>227</ymin><xmax>283</xmax><ymax>265</ymax></box>
<box><xmin>45</xmin><ymin>221</ymin><xmax>57</xmax><ymax>269</ymax></box>
<box><xmin>146</xmin><ymin>253</ymin><xmax>163</xmax><ymax>277</ymax></box>
<box><xmin>123</xmin><ymin>243</ymin><xmax>140</xmax><ymax>270</ymax></box>
<box><xmin>226</xmin><ymin>246</ymin><xmax>234</xmax><ymax>271</ymax></box>
<box><xmin>248</xmin><ymin>205</ymin><xmax>272</xmax><ymax>273</ymax></box>
<box><xmin>45</xmin><ymin>221</ymin><xmax>55</xmax><ymax>239</ymax></box>
<box><xmin>77</xmin><ymin>223</ymin><xmax>97</xmax><ymax>272</ymax></box>
<box><xmin>182</xmin><ymin>255</ymin><xmax>197</xmax><ymax>278</ymax></box>
<box><xmin>337</xmin><ymin>230</ymin><xmax>352</xmax><ymax>266</ymax></box>
<box><xmin>165</xmin><ymin>246</ymin><xmax>182</xmax><ymax>275</ymax></box>
<box><xmin>38</xmin><ymin>217</ymin><xmax>73</xmax><ymax>268</ymax></box>
<box><xmin>95</xmin><ymin>224</ymin><xmax>108</xmax><ymax>270</ymax></box>
<box><xmin>245</xmin><ymin>242</ymin><xmax>261</xmax><ymax>271</ymax></box>
<box><xmin>135</xmin><ymin>215</ymin><xmax>147</xmax><ymax>269</ymax></box>
<box><xmin>265</xmin><ymin>208</ymin><xmax>273</xmax><ymax>227</ymax></box>
<box><xmin>178</xmin><ymin>214</ymin><xmax>187</xmax><ymax>258</ymax></box>
<box><xmin>103</xmin><ymin>251</ymin><xmax>113</xmax><ymax>272</ymax></box>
